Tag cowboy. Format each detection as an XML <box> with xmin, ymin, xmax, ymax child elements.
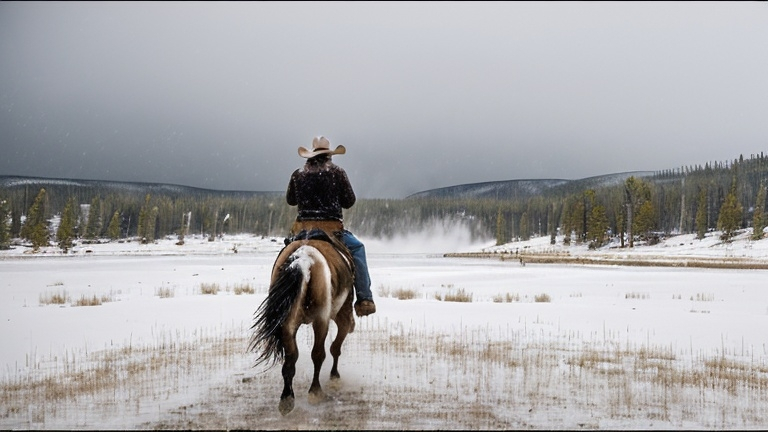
<box><xmin>286</xmin><ymin>136</ymin><xmax>376</xmax><ymax>317</ymax></box>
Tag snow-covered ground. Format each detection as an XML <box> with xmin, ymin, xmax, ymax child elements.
<box><xmin>1</xmin><ymin>229</ymin><xmax>767</xmax><ymax>429</ymax></box>
<box><xmin>484</xmin><ymin>227</ymin><xmax>768</xmax><ymax>261</ymax></box>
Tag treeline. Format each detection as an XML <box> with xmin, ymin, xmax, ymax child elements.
<box><xmin>350</xmin><ymin>153</ymin><xmax>767</xmax><ymax>247</ymax></box>
<box><xmin>0</xmin><ymin>179</ymin><xmax>293</xmax><ymax>250</ymax></box>
<box><xmin>1</xmin><ymin>152</ymin><xmax>766</xmax><ymax>252</ymax></box>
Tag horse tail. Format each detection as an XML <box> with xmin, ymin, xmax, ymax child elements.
<box><xmin>249</xmin><ymin>248</ymin><xmax>311</xmax><ymax>367</ymax></box>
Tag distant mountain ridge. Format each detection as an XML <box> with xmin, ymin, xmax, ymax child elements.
<box><xmin>0</xmin><ymin>175</ymin><xmax>282</xmax><ymax>198</ymax></box>
<box><xmin>1</xmin><ymin>172</ymin><xmax>659</xmax><ymax>201</ymax></box>
<box><xmin>406</xmin><ymin>171</ymin><xmax>657</xmax><ymax>200</ymax></box>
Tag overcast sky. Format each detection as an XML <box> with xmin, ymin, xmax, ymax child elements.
<box><xmin>1</xmin><ymin>2</ymin><xmax>767</xmax><ymax>198</ymax></box>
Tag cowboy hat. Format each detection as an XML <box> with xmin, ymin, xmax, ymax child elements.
<box><xmin>298</xmin><ymin>136</ymin><xmax>346</xmax><ymax>158</ymax></box>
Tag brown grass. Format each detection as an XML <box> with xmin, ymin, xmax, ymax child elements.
<box><xmin>155</xmin><ymin>286</ymin><xmax>175</xmax><ymax>298</ymax></box>
<box><xmin>392</xmin><ymin>287</ymin><xmax>419</xmax><ymax>300</ymax></box>
<box><xmin>0</xmin><ymin>329</ymin><xmax>244</xmax><ymax>427</ymax></box>
<box><xmin>73</xmin><ymin>294</ymin><xmax>112</xmax><ymax>307</ymax></box>
<box><xmin>377</xmin><ymin>285</ymin><xmax>419</xmax><ymax>300</ymax></box>
<box><xmin>492</xmin><ymin>292</ymin><xmax>520</xmax><ymax>303</ymax></box>
<box><xmin>2</xmin><ymin>321</ymin><xmax>767</xmax><ymax>429</ymax></box>
<box><xmin>39</xmin><ymin>290</ymin><xmax>69</xmax><ymax>305</ymax></box>
<box><xmin>439</xmin><ymin>288</ymin><xmax>473</xmax><ymax>303</ymax></box>
<box><xmin>200</xmin><ymin>283</ymin><xmax>220</xmax><ymax>295</ymax></box>
<box><xmin>232</xmin><ymin>283</ymin><xmax>255</xmax><ymax>295</ymax></box>
<box><xmin>444</xmin><ymin>252</ymin><xmax>768</xmax><ymax>269</ymax></box>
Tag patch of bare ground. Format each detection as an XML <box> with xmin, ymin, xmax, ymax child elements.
<box><xmin>148</xmin><ymin>322</ymin><xmax>768</xmax><ymax>430</ymax></box>
<box><xmin>3</xmin><ymin>320</ymin><xmax>767</xmax><ymax>430</ymax></box>
<box><xmin>149</xmin><ymin>371</ymin><xmax>514</xmax><ymax>430</ymax></box>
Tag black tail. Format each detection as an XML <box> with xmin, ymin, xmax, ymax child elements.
<box><xmin>249</xmin><ymin>254</ymin><xmax>304</xmax><ymax>367</ymax></box>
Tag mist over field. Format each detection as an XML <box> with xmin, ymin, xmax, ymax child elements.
<box><xmin>363</xmin><ymin>219</ymin><xmax>495</xmax><ymax>255</ymax></box>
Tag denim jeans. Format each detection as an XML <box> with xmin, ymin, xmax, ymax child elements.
<box><xmin>339</xmin><ymin>230</ymin><xmax>373</xmax><ymax>302</ymax></box>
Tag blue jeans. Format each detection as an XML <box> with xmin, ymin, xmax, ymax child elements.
<box><xmin>339</xmin><ymin>230</ymin><xmax>373</xmax><ymax>302</ymax></box>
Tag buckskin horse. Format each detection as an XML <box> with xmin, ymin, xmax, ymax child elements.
<box><xmin>249</xmin><ymin>221</ymin><xmax>356</xmax><ymax>415</ymax></box>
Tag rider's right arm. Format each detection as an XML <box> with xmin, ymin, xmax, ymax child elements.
<box><xmin>286</xmin><ymin>170</ymin><xmax>300</xmax><ymax>206</ymax></box>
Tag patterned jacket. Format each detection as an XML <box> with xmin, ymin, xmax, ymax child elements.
<box><xmin>286</xmin><ymin>156</ymin><xmax>356</xmax><ymax>222</ymax></box>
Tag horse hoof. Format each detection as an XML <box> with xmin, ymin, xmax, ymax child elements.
<box><xmin>328</xmin><ymin>376</ymin><xmax>342</xmax><ymax>391</ymax></box>
<box><xmin>307</xmin><ymin>390</ymin><xmax>328</xmax><ymax>405</ymax></box>
<box><xmin>279</xmin><ymin>396</ymin><xmax>295</xmax><ymax>415</ymax></box>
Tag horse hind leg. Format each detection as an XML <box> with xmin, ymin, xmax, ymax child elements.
<box><xmin>307</xmin><ymin>320</ymin><xmax>329</xmax><ymax>404</ymax></box>
<box><xmin>330</xmin><ymin>282</ymin><xmax>354</xmax><ymax>384</ymax></box>
<box><xmin>278</xmin><ymin>330</ymin><xmax>298</xmax><ymax>415</ymax></box>
<box><xmin>329</xmin><ymin>322</ymin><xmax>350</xmax><ymax>381</ymax></box>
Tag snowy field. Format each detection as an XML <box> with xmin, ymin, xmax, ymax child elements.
<box><xmin>1</xmin><ymin>228</ymin><xmax>767</xmax><ymax>429</ymax></box>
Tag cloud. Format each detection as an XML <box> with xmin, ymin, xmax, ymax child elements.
<box><xmin>1</xmin><ymin>2</ymin><xmax>766</xmax><ymax>198</ymax></box>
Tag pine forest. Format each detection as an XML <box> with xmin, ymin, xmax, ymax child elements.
<box><xmin>1</xmin><ymin>152</ymin><xmax>766</xmax><ymax>252</ymax></box>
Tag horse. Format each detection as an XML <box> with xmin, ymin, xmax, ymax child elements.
<box><xmin>249</xmin><ymin>221</ymin><xmax>356</xmax><ymax>415</ymax></box>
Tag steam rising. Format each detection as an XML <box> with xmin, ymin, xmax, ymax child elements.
<box><xmin>362</xmin><ymin>220</ymin><xmax>494</xmax><ymax>255</ymax></box>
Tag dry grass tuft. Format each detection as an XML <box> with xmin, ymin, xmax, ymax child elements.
<box><xmin>200</xmin><ymin>283</ymin><xmax>220</xmax><ymax>295</ymax></box>
<box><xmin>233</xmin><ymin>283</ymin><xmax>255</xmax><ymax>295</ymax></box>
<box><xmin>393</xmin><ymin>287</ymin><xmax>419</xmax><ymax>300</ymax></box>
<box><xmin>39</xmin><ymin>290</ymin><xmax>69</xmax><ymax>305</ymax></box>
<box><xmin>492</xmin><ymin>292</ymin><xmax>520</xmax><ymax>303</ymax></box>
<box><xmin>155</xmin><ymin>287</ymin><xmax>175</xmax><ymax>298</ymax></box>
<box><xmin>439</xmin><ymin>288</ymin><xmax>473</xmax><ymax>303</ymax></box>
<box><xmin>378</xmin><ymin>285</ymin><xmax>420</xmax><ymax>300</ymax></box>
<box><xmin>73</xmin><ymin>294</ymin><xmax>112</xmax><ymax>307</ymax></box>
<box><xmin>534</xmin><ymin>293</ymin><xmax>551</xmax><ymax>303</ymax></box>
<box><xmin>691</xmin><ymin>292</ymin><xmax>715</xmax><ymax>302</ymax></box>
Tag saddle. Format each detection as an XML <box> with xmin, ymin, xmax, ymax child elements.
<box><xmin>284</xmin><ymin>220</ymin><xmax>355</xmax><ymax>276</ymax></box>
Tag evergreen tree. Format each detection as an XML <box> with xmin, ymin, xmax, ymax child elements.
<box><xmin>752</xmin><ymin>182</ymin><xmax>766</xmax><ymax>240</ymax></box>
<box><xmin>633</xmin><ymin>200</ymin><xmax>657</xmax><ymax>241</ymax></box>
<box><xmin>137</xmin><ymin>194</ymin><xmax>159</xmax><ymax>244</ymax></box>
<box><xmin>548</xmin><ymin>203</ymin><xmax>557</xmax><ymax>245</ymax></box>
<box><xmin>717</xmin><ymin>189</ymin><xmax>743</xmax><ymax>241</ymax></box>
<box><xmin>107</xmin><ymin>211</ymin><xmax>121</xmax><ymax>240</ymax></box>
<box><xmin>561</xmin><ymin>196</ymin><xmax>578</xmax><ymax>245</ymax></box>
<box><xmin>56</xmin><ymin>197</ymin><xmax>77</xmax><ymax>252</ymax></box>
<box><xmin>138</xmin><ymin>194</ymin><xmax>157</xmax><ymax>243</ymax></box>
<box><xmin>695</xmin><ymin>188</ymin><xmax>708</xmax><ymax>240</ymax></box>
<box><xmin>495</xmin><ymin>207</ymin><xmax>506</xmax><ymax>246</ymax></box>
<box><xmin>519</xmin><ymin>211</ymin><xmax>531</xmax><ymax>241</ymax></box>
<box><xmin>10</xmin><ymin>206</ymin><xmax>22</xmax><ymax>239</ymax></box>
<box><xmin>20</xmin><ymin>188</ymin><xmax>50</xmax><ymax>251</ymax></box>
<box><xmin>137</xmin><ymin>206</ymin><xmax>146</xmax><ymax>241</ymax></box>
<box><xmin>572</xmin><ymin>196</ymin><xmax>587</xmax><ymax>244</ymax></box>
<box><xmin>149</xmin><ymin>206</ymin><xmax>159</xmax><ymax>241</ymax></box>
<box><xmin>624</xmin><ymin>177</ymin><xmax>651</xmax><ymax>247</ymax></box>
<box><xmin>84</xmin><ymin>196</ymin><xmax>102</xmax><ymax>239</ymax></box>
<box><xmin>614</xmin><ymin>200</ymin><xmax>626</xmax><ymax>248</ymax></box>
<box><xmin>587</xmin><ymin>204</ymin><xmax>609</xmax><ymax>248</ymax></box>
<box><xmin>176</xmin><ymin>211</ymin><xmax>190</xmax><ymax>246</ymax></box>
<box><xmin>0</xmin><ymin>198</ymin><xmax>11</xmax><ymax>250</ymax></box>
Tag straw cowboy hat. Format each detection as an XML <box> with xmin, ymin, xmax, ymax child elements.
<box><xmin>298</xmin><ymin>136</ymin><xmax>346</xmax><ymax>158</ymax></box>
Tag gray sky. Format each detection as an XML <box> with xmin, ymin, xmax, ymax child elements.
<box><xmin>1</xmin><ymin>2</ymin><xmax>767</xmax><ymax>198</ymax></box>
